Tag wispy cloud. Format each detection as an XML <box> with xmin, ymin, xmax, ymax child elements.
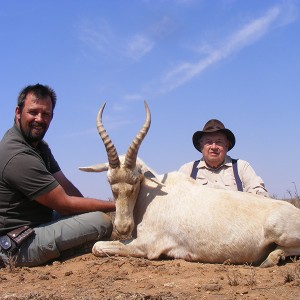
<box><xmin>126</xmin><ymin>34</ymin><xmax>155</xmax><ymax>60</ymax></box>
<box><xmin>78</xmin><ymin>20</ymin><xmax>117</xmax><ymax>56</ymax></box>
<box><xmin>149</xmin><ymin>15</ymin><xmax>177</xmax><ymax>40</ymax></box>
<box><xmin>160</xmin><ymin>4</ymin><xmax>298</xmax><ymax>93</ymax></box>
<box><xmin>78</xmin><ymin>20</ymin><xmax>156</xmax><ymax>61</ymax></box>
<box><xmin>125</xmin><ymin>16</ymin><xmax>176</xmax><ymax>60</ymax></box>
<box><xmin>78</xmin><ymin>15</ymin><xmax>176</xmax><ymax>62</ymax></box>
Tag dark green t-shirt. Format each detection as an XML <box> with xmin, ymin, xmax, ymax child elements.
<box><xmin>0</xmin><ymin>125</ymin><xmax>60</xmax><ymax>235</ymax></box>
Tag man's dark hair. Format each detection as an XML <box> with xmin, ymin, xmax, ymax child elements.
<box><xmin>17</xmin><ymin>84</ymin><xmax>57</xmax><ymax>114</ymax></box>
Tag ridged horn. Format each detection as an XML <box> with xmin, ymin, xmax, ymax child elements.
<box><xmin>125</xmin><ymin>101</ymin><xmax>151</xmax><ymax>169</ymax></box>
<box><xmin>97</xmin><ymin>102</ymin><xmax>120</xmax><ymax>169</ymax></box>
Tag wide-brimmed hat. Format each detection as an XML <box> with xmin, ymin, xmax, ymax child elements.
<box><xmin>192</xmin><ymin>119</ymin><xmax>235</xmax><ymax>152</ymax></box>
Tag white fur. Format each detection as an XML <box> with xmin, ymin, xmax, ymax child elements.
<box><xmin>86</xmin><ymin>158</ymin><xmax>300</xmax><ymax>267</ymax></box>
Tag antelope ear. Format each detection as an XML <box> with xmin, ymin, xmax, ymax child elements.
<box><xmin>136</xmin><ymin>157</ymin><xmax>158</xmax><ymax>177</ymax></box>
<box><xmin>135</xmin><ymin>159</ymin><xmax>165</xmax><ymax>186</ymax></box>
<box><xmin>144</xmin><ymin>172</ymin><xmax>166</xmax><ymax>186</ymax></box>
<box><xmin>79</xmin><ymin>163</ymin><xmax>109</xmax><ymax>173</ymax></box>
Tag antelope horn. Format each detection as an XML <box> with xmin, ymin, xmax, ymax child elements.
<box><xmin>97</xmin><ymin>102</ymin><xmax>120</xmax><ymax>169</ymax></box>
<box><xmin>125</xmin><ymin>101</ymin><xmax>151</xmax><ymax>169</ymax></box>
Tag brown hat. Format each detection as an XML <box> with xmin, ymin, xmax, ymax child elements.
<box><xmin>192</xmin><ymin>119</ymin><xmax>235</xmax><ymax>152</ymax></box>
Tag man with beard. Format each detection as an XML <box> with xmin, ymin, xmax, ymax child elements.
<box><xmin>0</xmin><ymin>84</ymin><xmax>115</xmax><ymax>267</ymax></box>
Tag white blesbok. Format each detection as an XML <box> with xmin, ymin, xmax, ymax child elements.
<box><xmin>80</xmin><ymin>102</ymin><xmax>300</xmax><ymax>267</ymax></box>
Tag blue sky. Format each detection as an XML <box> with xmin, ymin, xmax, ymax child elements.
<box><xmin>1</xmin><ymin>0</ymin><xmax>299</xmax><ymax>200</ymax></box>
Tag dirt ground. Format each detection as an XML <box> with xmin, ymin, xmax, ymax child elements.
<box><xmin>1</xmin><ymin>200</ymin><xmax>300</xmax><ymax>300</ymax></box>
<box><xmin>0</xmin><ymin>251</ymin><xmax>299</xmax><ymax>300</ymax></box>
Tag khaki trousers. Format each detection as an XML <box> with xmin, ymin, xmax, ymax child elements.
<box><xmin>8</xmin><ymin>211</ymin><xmax>112</xmax><ymax>267</ymax></box>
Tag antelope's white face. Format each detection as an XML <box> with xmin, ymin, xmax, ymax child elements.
<box><xmin>108</xmin><ymin>163</ymin><xmax>143</xmax><ymax>235</ymax></box>
<box><xmin>80</xmin><ymin>102</ymin><xmax>151</xmax><ymax>237</ymax></box>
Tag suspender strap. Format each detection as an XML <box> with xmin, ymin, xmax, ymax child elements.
<box><xmin>190</xmin><ymin>160</ymin><xmax>200</xmax><ymax>179</ymax></box>
<box><xmin>190</xmin><ymin>158</ymin><xmax>243</xmax><ymax>192</ymax></box>
<box><xmin>232</xmin><ymin>159</ymin><xmax>243</xmax><ymax>192</ymax></box>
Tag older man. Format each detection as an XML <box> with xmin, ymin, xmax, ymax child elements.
<box><xmin>179</xmin><ymin>119</ymin><xmax>269</xmax><ymax>197</ymax></box>
<box><xmin>0</xmin><ymin>84</ymin><xmax>115</xmax><ymax>267</ymax></box>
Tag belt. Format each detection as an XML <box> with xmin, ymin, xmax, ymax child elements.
<box><xmin>0</xmin><ymin>226</ymin><xmax>34</xmax><ymax>254</ymax></box>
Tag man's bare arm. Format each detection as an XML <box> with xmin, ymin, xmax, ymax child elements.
<box><xmin>35</xmin><ymin>185</ymin><xmax>115</xmax><ymax>215</ymax></box>
<box><xmin>53</xmin><ymin>170</ymin><xmax>83</xmax><ymax>197</ymax></box>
